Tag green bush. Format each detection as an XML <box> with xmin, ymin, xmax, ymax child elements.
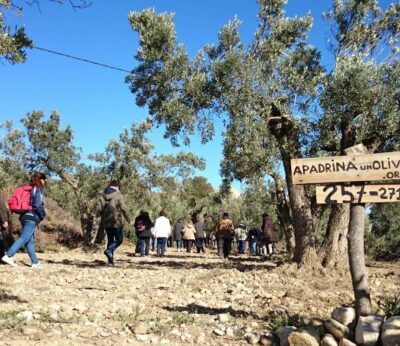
<box><xmin>382</xmin><ymin>296</ymin><xmax>400</xmax><ymax>318</ymax></box>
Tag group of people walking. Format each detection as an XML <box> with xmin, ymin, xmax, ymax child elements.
<box><xmin>1</xmin><ymin>177</ymin><xmax>278</xmax><ymax>268</ymax></box>
<box><xmin>94</xmin><ymin>180</ymin><xmax>279</xmax><ymax>264</ymax></box>
<box><xmin>96</xmin><ymin>180</ymin><xmax>209</xmax><ymax>264</ymax></box>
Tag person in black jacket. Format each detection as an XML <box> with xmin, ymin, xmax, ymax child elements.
<box><xmin>2</xmin><ymin>172</ymin><xmax>46</xmax><ymax>268</ymax></box>
<box><xmin>0</xmin><ymin>190</ymin><xmax>9</xmax><ymax>260</ymax></box>
<box><xmin>172</xmin><ymin>219</ymin><xmax>184</xmax><ymax>251</ymax></box>
<box><xmin>248</xmin><ymin>227</ymin><xmax>261</xmax><ymax>256</ymax></box>
<box><xmin>134</xmin><ymin>210</ymin><xmax>153</xmax><ymax>257</ymax></box>
<box><xmin>193</xmin><ymin>214</ymin><xmax>206</xmax><ymax>253</ymax></box>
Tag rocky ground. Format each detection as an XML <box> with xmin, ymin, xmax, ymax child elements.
<box><xmin>0</xmin><ymin>245</ymin><xmax>398</xmax><ymax>346</ymax></box>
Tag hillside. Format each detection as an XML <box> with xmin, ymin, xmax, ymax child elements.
<box><xmin>0</xmin><ymin>246</ymin><xmax>399</xmax><ymax>345</ymax></box>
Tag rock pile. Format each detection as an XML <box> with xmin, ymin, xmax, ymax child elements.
<box><xmin>268</xmin><ymin>306</ymin><xmax>400</xmax><ymax>346</ymax></box>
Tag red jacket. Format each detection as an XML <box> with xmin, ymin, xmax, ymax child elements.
<box><xmin>261</xmin><ymin>216</ymin><xmax>277</xmax><ymax>243</ymax></box>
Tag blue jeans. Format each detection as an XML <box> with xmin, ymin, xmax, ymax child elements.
<box><xmin>138</xmin><ymin>237</ymin><xmax>150</xmax><ymax>256</ymax></box>
<box><xmin>7</xmin><ymin>220</ymin><xmax>39</xmax><ymax>264</ymax></box>
<box><xmin>156</xmin><ymin>237</ymin><xmax>167</xmax><ymax>256</ymax></box>
<box><xmin>175</xmin><ymin>239</ymin><xmax>183</xmax><ymax>250</ymax></box>
<box><xmin>249</xmin><ymin>241</ymin><xmax>257</xmax><ymax>255</ymax></box>
<box><xmin>238</xmin><ymin>240</ymin><xmax>245</xmax><ymax>254</ymax></box>
<box><xmin>105</xmin><ymin>228</ymin><xmax>123</xmax><ymax>255</ymax></box>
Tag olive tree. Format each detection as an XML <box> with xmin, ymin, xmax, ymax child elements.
<box><xmin>126</xmin><ymin>1</ymin><xmax>324</xmax><ymax>267</ymax></box>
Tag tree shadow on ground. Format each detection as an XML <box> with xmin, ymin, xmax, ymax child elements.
<box><xmin>123</xmin><ymin>259</ymin><xmax>276</xmax><ymax>272</ymax></box>
<box><xmin>164</xmin><ymin>303</ymin><xmax>306</xmax><ymax>328</ymax></box>
<box><xmin>45</xmin><ymin>259</ymin><xmax>110</xmax><ymax>268</ymax></box>
<box><xmin>163</xmin><ymin>303</ymin><xmax>262</xmax><ymax>320</ymax></box>
<box><xmin>0</xmin><ymin>289</ymin><xmax>28</xmax><ymax>303</ymax></box>
<box><xmin>44</xmin><ymin>256</ymin><xmax>276</xmax><ymax>272</ymax></box>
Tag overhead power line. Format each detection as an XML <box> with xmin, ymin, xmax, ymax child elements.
<box><xmin>33</xmin><ymin>46</ymin><xmax>131</xmax><ymax>73</ymax></box>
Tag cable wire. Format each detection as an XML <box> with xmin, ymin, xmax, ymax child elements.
<box><xmin>33</xmin><ymin>46</ymin><xmax>131</xmax><ymax>73</ymax></box>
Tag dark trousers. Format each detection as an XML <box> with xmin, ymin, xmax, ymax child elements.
<box><xmin>218</xmin><ymin>238</ymin><xmax>232</xmax><ymax>258</ymax></box>
<box><xmin>0</xmin><ymin>239</ymin><xmax>5</xmax><ymax>259</ymax></box>
<box><xmin>106</xmin><ymin>228</ymin><xmax>123</xmax><ymax>255</ymax></box>
<box><xmin>195</xmin><ymin>238</ymin><xmax>205</xmax><ymax>253</ymax></box>
<box><xmin>156</xmin><ymin>237</ymin><xmax>167</xmax><ymax>256</ymax></box>
<box><xmin>238</xmin><ymin>240</ymin><xmax>245</xmax><ymax>254</ymax></box>
<box><xmin>138</xmin><ymin>237</ymin><xmax>150</xmax><ymax>256</ymax></box>
<box><xmin>186</xmin><ymin>240</ymin><xmax>194</xmax><ymax>253</ymax></box>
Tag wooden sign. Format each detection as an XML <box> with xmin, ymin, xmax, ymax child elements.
<box><xmin>316</xmin><ymin>184</ymin><xmax>400</xmax><ymax>204</ymax></box>
<box><xmin>291</xmin><ymin>152</ymin><xmax>400</xmax><ymax>185</ymax></box>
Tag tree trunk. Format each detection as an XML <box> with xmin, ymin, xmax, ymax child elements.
<box><xmin>348</xmin><ymin>203</ymin><xmax>372</xmax><ymax>316</ymax></box>
<box><xmin>58</xmin><ymin>171</ymin><xmax>98</xmax><ymax>245</ymax></box>
<box><xmin>269</xmin><ymin>115</ymin><xmax>318</xmax><ymax>267</ymax></box>
<box><xmin>319</xmin><ymin>203</ymin><xmax>350</xmax><ymax>269</ymax></box>
<box><xmin>272</xmin><ymin>173</ymin><xmax>295</xmax><ymax>255</ymax></box>
<box><xmin>311</xmin><ymin>199</ymin><xmax>324</xmax><ymax>241</ymax></box>
<box><xmin>345</xmin><ymin>144</ymin><xmax>372</xmax><ymax>316</ymax></box>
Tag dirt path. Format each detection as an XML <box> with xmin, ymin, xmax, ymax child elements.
<box><xmin>0</xmin><ymin>245</ymin><xmax>399</xmax><ymax>345</ymax></box>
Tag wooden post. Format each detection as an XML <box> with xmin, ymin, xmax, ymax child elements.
<box><xmin>345</xmin><ymin>144</ymin><xmax>372</xmax><ymax>316</ymax></box>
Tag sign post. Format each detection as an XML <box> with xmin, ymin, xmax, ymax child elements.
<box><xmin>291</xmin><ymin>151</ymin><xmax>400</xmax><ymax>185</ymax></box>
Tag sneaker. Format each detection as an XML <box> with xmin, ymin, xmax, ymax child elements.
<box><xmin>2</xmin><ymin>255</ymin><xmax>18</xmax><ymax>267</ymax></box>
<box><xmin>104</xmin><ymin>250</ymin><xmax>114</xmax><ymax>265</ymax></box>
<box><xmin>31</xmin><ymin>262</ymin><xmax>42</xmax><ymax>269</ymax></box>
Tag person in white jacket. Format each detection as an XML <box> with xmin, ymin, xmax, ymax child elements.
<box><xmin>153</xmin><ymin>210</ymin><xmax>171</xmax><ymax>256</ymax></box>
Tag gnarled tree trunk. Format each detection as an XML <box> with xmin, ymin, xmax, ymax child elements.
<box><xmin>319</xmin><ymin>203</ymin><xmax>350</xmax><ymax>269</ymax></box>
<box><xmin>269</xmin><ymin>115</ymin><xmax>318</xmax><ymax>268</ymax></box>
<box><xmin>272</xmin><ymin>173</ymin><xmax>295</xmax><ymax>255</ymax></box>
<box><xmin>58</xmin><ymin>171</ymin><xmax>99</xmax><ymax>245</ymax></box>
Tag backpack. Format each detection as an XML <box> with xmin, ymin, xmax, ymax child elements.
<box><xmin>8</xmin><ymin>185</ymin><xmax>33</xmax><ymax>214</ymax></box>
<box><xmin>136</xmin><ymin>219</ymin><xmax>146</xmax><ymax>232</ymax></box>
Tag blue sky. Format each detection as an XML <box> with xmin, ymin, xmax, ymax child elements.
<box><xmin>0</xmin><ymin>0</ymin><xmax>392</xmax><ymax>189</ymax></box>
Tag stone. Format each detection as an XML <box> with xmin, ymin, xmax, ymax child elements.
<box><xmin>48</xmin><ymin>304</ymin><xmax>61</xmax><ymax>312</ymax></box>
<box><xmin>276</xmin><ymin>326</ymin><xmax>297</xmax><ymax>346</ymax></box>
<box><xmin>339</xmin><ymin>338</ymin><xmax>357</xmax><ymax>346</ymax></box>
<box><xmin>17</xmin><ymin>310</ymin><xmax>34</xmax><ymax>321</ymax></box>
<box><xmin>60</xmin><ymin>305</ymin><xmax>75</xmax><ymax>319</ymax></box>
<box><xmin>21</xmin><ymin>326</ymin><xmax>41</xmax><ymax>336</ymax></box>
<box><xmin>245</xmin><ymin>326</ymin><xmax>253</xmax><ymax>333</ymax></box>
<box><xmin>67</xmin><ymin>332</ymin><xmax>78</xmax><ymax>339</ymax></box>
<box><xmin>246</xmin><ymin>332</ymin><xmax>261</xmax><ymax>345</ymax></box>
<box><xmin>324</xmin><ymin>318</ymin><xmax>350</xmax><ymax>339</ymax></box>
<box><xmin>74</xmin><ymin>302</ymin><xmax>88</xmax><ymax>314</ymax></box>
<box><xmin>136</xmin><ymin>334</ymin><xmax>148</xmax><ymax>342</ymax></box>
<box><xmin>133</xmin><ymin>321</ymin><xmax>149</xmax><ymax>335</ymax></box>
<box><xmin>213</xmin><ymin>328</ymin><xmax>225</xmax><ymax>336</ymax></box>
<box><xmin>150</xmin><ymin>335</ymin><xmax>159</xmax><ymax>343</ymax></box>
<box><xmin>321</xmin><ymin>334</ymin><xmax>338</xmax><ymax>346</ymax></box>
<box><xmin>226</xmin><ymin>327</ymin><xmax>234</xmax><ymax>337</ymax></box>
<box><xmin>355</xmin><ymin>315</ymin><xmax>384</xmax><ymax>346</ymax></box>
<box><xmin>218</xmin><ymin>313</ymin><xmax>230</xmax><ymax>323</ymax></box>
<box><xmin>288</xmin><ymin>328</ymin><xmax>320</xmax><ymax>346</ymax></box>
<box><xmin>331</xmin><ymin>307</ymin><xmax>356</xmax><ymax>327</ymax></box>
<box><xmin>305</xmin><ymin>318</ymin><xmax>326</xmax><ymax>337</ymax></box>
<box><xmin>168</xmin><ymin>328</ymin><xmax>181</xmax><ymax>337</ymax></box>
<box><xmin>381</xmin><ymin>316</ymin><xmax>400</xmax><ymax>346</ymax></box>
<box><xmin>260</xmin><ymin>334</ymin><xmax>274</xmax><ymax>346</ymax></box>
